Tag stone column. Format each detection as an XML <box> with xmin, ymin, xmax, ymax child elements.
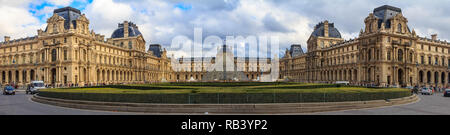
<box><xmin>6</xmin><ymin>71</ymin><xmax>9</xmax><ymax>84</ymax></box>
<box><xmin>26</xmin><ymin>69</ymin><xmax>30</xmax><ymax>83</ymax></box>
<box><xmin>0</xmin><ymin>71</ymin><xmax>2</xmax><ymax>84</ymax></box>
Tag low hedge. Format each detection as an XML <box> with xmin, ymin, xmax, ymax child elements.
<box><xmin>157</xmin><ymin>82</ymin><xmax>291</xmax><ymax>87</ymax></box>
<box><xmin>66</xmin><ymin>85</ymin><xmax>188</xmax><ymax>90</ymax></box>
<box><xmin>37</xmin><ymin>91</ymin><xmax>412</xmax><ymax>104</ymax></box>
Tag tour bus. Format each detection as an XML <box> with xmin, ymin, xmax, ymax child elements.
<box><xmin>26</xmin><ymin>81</ymin><xmax>45</xmax><ymax>94</ymax></box>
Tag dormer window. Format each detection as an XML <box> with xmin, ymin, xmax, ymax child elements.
<box><xmin>128</xmin><ymin>41</ymin><xmax>132</xmax><ymax>49</ymax></box>
<box><xmin>397</xmin><ymin>23</ymin><xmax>402</xmax><ymax>33</ymax></box>
<box><xmin>53</xmin><ymin>24</ymin><xmax>58</xmax><ymax>33</ymax></box>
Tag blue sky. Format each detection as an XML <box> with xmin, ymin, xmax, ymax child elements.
<box><xmin>28</xmin><ymin>0</ymin><xmax>93</xmax><ymax>23</ymax></box>
<box><xmin>2</xmin><ymin>0</ymin><xmax>450</xmax><ymax>58</ymax></box>
<box><xmin>174</xmin><ymin>2</ymin><xmax>192</xmax><ymax>11</ymax></box>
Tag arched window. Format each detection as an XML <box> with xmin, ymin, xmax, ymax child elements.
<box><xmin>397</xmin><ymin>23</ymin><xmax>402</xmax><ymax>33</ymax></box>
<box><xmin>42</xmin><ymin>52</ymin><xmax>45</xmax><ymax>62</ymax></box>
<box><xmin>53</xmin><ymin>24</ymin><xmax>58</xmax><ymax>33</ymax></box>
<box><xmin>409</xmin><ymin>52</ymin><xmax>413</xmax><ymax>63</ymax></box>
<box><xmin>398</xmin><ymin>49</ymin><xmax>403</xmax><ymax>62</ymax></box>
<box><xmin>51</xmin><ymin>49</ymin><xmax>57</xmax><ymax>62</ymax></box>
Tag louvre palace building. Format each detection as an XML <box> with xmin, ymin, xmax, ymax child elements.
<box><xmin>0</xmin><ymin>7</ymin><xmax>173</xmax><ymax>87</ymax></box>
<box><xmin>281</xmin><ymin>5</ymin><xmax>450</xmax><ymax>88</ymax></box>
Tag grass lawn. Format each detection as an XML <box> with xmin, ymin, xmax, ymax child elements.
<box><xmin>38</xmin><ymin>83</ymin><xmax>411</xmax><ymax>103</ymax></box>
<box><xmin>41</xmin><ymin>83</ymin><xmax>408</xmax><ymax>94</ymax></box>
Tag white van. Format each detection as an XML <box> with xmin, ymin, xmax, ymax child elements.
<box><xmin>335</xmin><ymin>81</ymin><xmax>350</xmax><ymax>85</ymax></box>
<box><xmin>26</xmin><ymin>81</ymin><xmax>45</xmax><ymax>94</ymax></box>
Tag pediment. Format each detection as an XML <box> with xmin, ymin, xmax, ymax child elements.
<box><xmin>47</xmin><ymin>14</ymin><xmax>65</xmax><ymax>23</ymax></box>
<box><xmin>77</xmin><ymin>14</ymin><xmax>89</xmax><ymax>23</ymax></box>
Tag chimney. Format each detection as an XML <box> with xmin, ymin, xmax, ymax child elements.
<box><xmin>123</xmin><ymin>21</ymin><xmax>129</xmax><ymax>38</ymax></box>
<box><xmin>324</xmin><ymin>20</ymin><xmax>329</xmax><ymax>37</ymax></box>
<box><xmin>4</xmin><ymin>36</ymin><xmax>10</xmax><ymax>42</ymax></box>
<box><xmin>431</xmin><ymin>34</ymin><xmax>437</xmax><ymax>40</ymax></box>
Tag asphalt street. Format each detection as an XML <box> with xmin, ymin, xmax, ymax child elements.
<box><xmin>317</xmin><ymin>92</ymin><xmax>450</xmax><ymax>115</ymax></box>
<box><xmin>0</xmin><ymin>90</ymin><xmax>134</xmax><ymax>115</ymax></box>
<box><xmin>0</xmin><ymin>90</ymin><xmax>449</xmax><ymax>115</ymax></box>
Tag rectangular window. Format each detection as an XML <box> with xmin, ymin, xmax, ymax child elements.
<box><xmin>443</xmin><ymin>58</ymin><xmax>445</xmax><ymax>66</ymax></box>
<box><xmin>64</xmin><ymin>50</ymin><xmax>67</xmax><ymax>60</ymax></box>
<box><xmin>42</xmin><ymin>53</ymin><xmax>45</xmax><ymax>63</ymax></box>
<box><xmin>421</xmin><ymin>56</ymin><xmax>424</xmax><ymax>64</ymax></box>
<box><xmin>448</xmin><ymin>59</ymin><xmax>450</xmax><ymax>68</ymax></box>
<box><xmin>387</xmin><ymin>51</ymin><xmax>391</xmax><ymax>60</ymax></box>
<box><xmin>428</xmin><ymin>57</ymin><xmax>431</xmax><ymax>65</ymax></box>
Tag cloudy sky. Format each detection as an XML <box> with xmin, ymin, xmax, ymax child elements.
<box><xmin>1</xmin><ymin>0</ymin><xmax>450</xmax><ymax>58</ymax></box>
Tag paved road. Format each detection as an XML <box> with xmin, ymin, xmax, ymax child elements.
<box><xmin>316</xmin><ymin>93</ymin><xmax>450</xmax><ymax>115</ymax></box>
<box><xmin>0</xmin><ymin>90</ymin><xmax>135</xmax><ymax>115</ymax></box>
<box><xmin>1</xmin><ymin>90</ymin><xmax>449</xmax><ymax>115</ymax></box>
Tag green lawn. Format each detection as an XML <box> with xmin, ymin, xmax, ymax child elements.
<box><xmin>38</xmin><ymin>83</ymin><xmax>411</xmax><ymax>103</ymax></box>
<box><xmin>42</xmin><ymin>83</ymin><xmax>408</xmax><ymax>94</ymax></box>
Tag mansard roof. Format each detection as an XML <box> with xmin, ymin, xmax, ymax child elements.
<box><xmin>111</xmin><ymin>22</ymin><xmax>142</xmax><ymax>38</ymax></box>
<box><xmin>53</xmin><ymin>6</ymin><xmax>82</xmax><ymax>30</ymax></box>
<box><xmin>311</xmin><ymin>22</ymin><xmax>342</xmax><ymax>38</ymax></box>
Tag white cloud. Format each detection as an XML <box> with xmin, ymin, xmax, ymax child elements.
<box><xmin>0</xmin><ymin>1</ymin><xmax>42</xmax><ymax>41</ymax></box>
<box><xmin>3</xmin><ymin>0</ymin><xmax>450</xmax><ymax>54</ymax></box>
<box><xmin>84</xmin><ymin>0</ymin><xmax>133</xmax><ymax>37</ymax></box>
<box><xmin>47</xmin><ymin>0</ymin><xmax>73</xmax><ymax>6</ymax></box>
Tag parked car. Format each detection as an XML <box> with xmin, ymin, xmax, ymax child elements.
<box><xmin>26</xmin><ymin>81</ymin><xmax>45</xmax><ymax>94</ymax></box>
<box><xmin>421</xmin><ymin>87</ymin><xmax>433</xmax><ymax>95</ymax></box>
<box><xmin>403</xmin><ymin>86</ymin><xmax>415</xmax><ymax>94</ymax></box>
<box><xmin>444</xmin><ymin>89</ymin><xmax>450</xmax><ymax>97</ymax></box>
<box><xmin>3</xmin><ymin>86</ymin><xmax>16</xmax><ymax>95</ymax></box>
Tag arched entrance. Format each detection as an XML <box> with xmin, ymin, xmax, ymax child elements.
<box><xmin>419</xmin><ymin>70</ymin><xmax>424</xmax><ymax>83</ymax></box>
<box><xmin>441</xmin><ymin>72</ymin><xmax>445</xmax><ymax>84</ymax></box>
<box><xmin>51</xmin><ymin>68</ymin><xmax>57</xmax><ymax>85</ymax></box>
<box><xmin>30</xmin><ymin>70</ymin><xmax>35</xmax><ymax>81</ymax></box>
<box><xmin>2</xmin><ymin>71</ymin><xmax>5</xmax><ymax>83</ymax></box>
<box><xmin>398</xmin><ymin>69</ymin><xmax>404</xmax><ymax>86</ymax></box>
<box><xmin>15</xmin><ymin>70</ymin><xmax>19</xmax><ymax>83</ymax></box>
<box><xmin>435</xmin><ymin>72</ymin><xmax>439</xmax><ymax>84</ymax></box>
<box><xmin>8</xmin><ymin>71</ymin><xmax>12</xmax><ymax>84</ymax></box>
<box><xmin>97</xmin><ymin>69</ymin><xmax>101</xmax><ymax>83</ymax></box>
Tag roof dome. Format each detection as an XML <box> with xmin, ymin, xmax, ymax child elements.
<box><xmin>311</xmin><ymin>21</ymin><xmax>342</xmax><ymax>38</ymax></box>
<box><xmin>111</xmin><ymin>22</ymin><xmax>142</xmax><ymax>38</ymax></box>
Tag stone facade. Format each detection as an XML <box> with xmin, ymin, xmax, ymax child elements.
<box><xmin>171</xmin><ymin>45</ymin><xmax>273</xmax><ymax>82</ymax></box>
<box><xmin>0</xmin><ymin>7</ymin><xmax>173</xmax><ymax>87</ymax></box>
<box><xmin>281</xmin><ymin>5</ymin><xmax>450</xmax><ymax>88</ymax></box>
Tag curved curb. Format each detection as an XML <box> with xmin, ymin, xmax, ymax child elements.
<box><xmin>31</xmin><ymin>94</ymin><xmax>419</xmax><ymax>114</ymax></box>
